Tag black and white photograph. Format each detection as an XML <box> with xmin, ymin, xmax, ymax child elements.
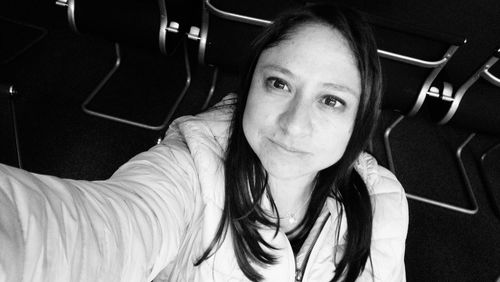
<box><xmin>1</xmin><ymin>0</ymin><xmax>499</xmax><ymax>281</ymax></box>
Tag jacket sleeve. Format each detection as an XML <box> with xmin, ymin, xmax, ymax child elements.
<box><xmin>358</xmin><ymin>165</ymin><xmax>409</xmax><ymax>282</ymax></box>
<box><xmin>0</xmin><ymin>138</ymin><xmax>201</xmax><ymax>282</ymax></box>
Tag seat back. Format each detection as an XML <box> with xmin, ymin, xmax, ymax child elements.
<box><xmin>198</xmin><ymin>0</ymin><xmax>297</xmax><ymax>71</ymax></box>
<box><xmin>58</xmin><ymin>0</ymin><xmax>195</xmax><ymax>55</ymax></box>
<box><xmin>438</xmin><ymin>47</ymin><xmax>500</xmax><ymax>135</ymax></box>
<box><xmin>194</xmin><ymin>0</ymin><xmax>298</xmax><ymax>106</ymax></box>
<box><xmin>196</xmin><ymin>0</ymin><xmax>465</xmax><ymax>116</ymax></box>
<box><xmin>369</xmin><ymin>15</ymin><xmax>466</xmax><ymax>116</ymax></box>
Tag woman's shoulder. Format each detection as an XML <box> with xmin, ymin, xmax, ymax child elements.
<box><xmin>154</xmin><ymin>95</ymin><xmax>238</xmax><ymax>208</ymax></box>
<box><xmin>355</xmin><ymin>152</ymin><xmax>409</xmax><ymax>239</ymax></box>
<box><xmin>165</xmin><ymin>94</ymin><xmax>236</xmax><ymax>152</ymax></box>
<box><xmin>354</xmin><ymin>152</ymin><xmax>405</xmax><ymax>197</ymax></box>
<box><xmin>169</xmin><ymin>94</ymin><xmax>236</xmax><ymax>128</ymax></box>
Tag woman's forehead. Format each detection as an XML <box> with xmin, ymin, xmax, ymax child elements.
<box><xmin>259</xmin><ymin>23</ymin><xmax>356</xmax><ymax>67</ymax></box>
<box><xmin>255</xmin><ymin>23</ymin><xmax>361</xmax><ymax>94</ymax></box>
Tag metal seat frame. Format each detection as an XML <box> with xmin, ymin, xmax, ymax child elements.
<box><xmin>0</xmin><ymin>16</ymin><xmax>47</xmax><ymax>65</ymax></box>
<box><xmin>1</xmin><ymin>17</ymin><xmax>48</xmax><ymax>168</ymax></box>
<box><xmin>430</xmin><ymin>48</ymin><xmax>500</xmax><ymax>214</ymax></box>
<box><xmin>1</xmin><ymin>85</ymin><xmax>22</xmax><ymax>168</ymax></box>
<box><xmin>480</xmin><ymin>141</ymin><xmax>500</xmax><ymax>218</ymax></box>
<box><xmin>56</xmin><ymin>0</ymin><xmax>190</xmax><ymax>130</ymax></box>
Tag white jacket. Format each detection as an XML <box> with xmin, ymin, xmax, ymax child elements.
<box><xmin>0</xmin><ymin>95</ymin><xmax>408</xmax><ymax>282</ymax></box>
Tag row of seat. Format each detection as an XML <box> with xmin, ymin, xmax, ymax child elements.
<box><xmin>196</xmin><ymin>0</ymin><xmax>500</xmax><ymax>216</ymax></box>
<box><xmin>5</xmin><ymin>0</ymin><xmax>498</xmax><ymax>215</ymax></box>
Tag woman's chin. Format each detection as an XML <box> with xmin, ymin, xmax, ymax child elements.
<box><xmin>262</xmin><ymin>162</ymin><xmax>315</xmax><ymax>183</ymax></box>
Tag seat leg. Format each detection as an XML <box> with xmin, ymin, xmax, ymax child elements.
<box><xmin>81</xmin><ymin>43</ymin><xmax>122</xmax><ymax>122</ymax></box>
<box><xmin>81</xmin><ymin>39</ymin><xmax>192</xmax><ymax>130</ymax></box>
<box><xmin>383</xmin><ymin>113</ymin><xmax>405</xmax><ymax>173</ymax></box>
<box><xmin>2</xmin><ymin>84</ymin><xmax>22</xmax><ymax>168</ymax></box>
<box><xmin>201</xmin><ymin>66</ymin><xmax>219</xmax><ymax>111</ymax></box>
<box><xmin>384</xmin><ymin>114</ymin><xmax>479</xmax><ymax>214</ymax></box>
<box><xmin>451</xmin><ymin>132</ymin><xmax>479</xmax><ymax>214</ymax></box>
<box><xmin>9</xmin><ymin>90</ymin><xmax>22</xmax><ymax>168</ymax></box>
<box><xmin>480</xmin><ymin>140</ymin><xmax>500</xmax><ymax>218</ymax></box>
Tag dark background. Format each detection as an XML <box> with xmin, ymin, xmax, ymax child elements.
<box><xmin>1</xmin><ymin>0</ymin><xmax>499</xmax><ymax>281</ymax></box>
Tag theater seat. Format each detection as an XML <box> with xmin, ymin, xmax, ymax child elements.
<box><xmin>55</xmin><ymin>0</ymin><xmax>195</xmax><ymax>130</ymax></box>
<box><xmin>435</xmin><ymin>47</ymin><xmax>500</xmax><ymax>215</ymax></box>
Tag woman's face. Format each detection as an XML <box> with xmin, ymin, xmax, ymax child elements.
<box><xmin>243</xmin><ymin>23</ymin><xmax>361</xmax><ymax>183</ymax></box>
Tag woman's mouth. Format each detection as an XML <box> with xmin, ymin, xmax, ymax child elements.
<box><xmin>268</xmin><ymin>138</ymin><xmax>309</xmax><ymax>155</ymax></box>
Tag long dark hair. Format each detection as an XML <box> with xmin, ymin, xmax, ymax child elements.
<box><xmin>195</xmin><ymin>3</ymin><xmax>382</xmax><ymax>281</ymax></box>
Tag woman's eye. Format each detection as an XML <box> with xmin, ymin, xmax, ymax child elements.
<box><xmin>267</xmin><ymin>77</ymin><xmax>290</xmax><ymax>92</ymax></box>
<box><xmin>322</xmin><ymin>96</ymin><xmax>343</xmax><ymax>108</ymax></box>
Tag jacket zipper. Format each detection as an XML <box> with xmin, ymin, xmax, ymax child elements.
<box><xmin>295</xmin><ymin>269</ymin><xmax>304</xmax><ymax>281</ymax></box>
<box><xmin>282</xmin><ymin>233</ymin><xmax>299</xmax><ymax>282</ymax></box>
<box><xmin>294</xmin><ymin>213</ymin><xmax>331</xmax><ymax>282</ymax></box>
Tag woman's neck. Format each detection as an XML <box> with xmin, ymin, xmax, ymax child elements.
<box><xmin>268</xmin><ymin>173</ymin><xmax>315</xmax><ymax>199</ymax></box>
<box><xmin>267</xmin><ymin>173</ymin><xmax>316</xmax><ymax>233</ymax></box>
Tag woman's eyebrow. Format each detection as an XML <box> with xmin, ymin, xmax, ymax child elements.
<box><xmin>260</xmin><ymin>64</ymin><xmax>296</xmax><ymax>78</ymax></box>
<box><xmin>322</xmin><ymin>82</ymin><xmax>360</xmax><ymax>98</ymax></box>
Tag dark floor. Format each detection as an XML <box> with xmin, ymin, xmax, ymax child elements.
<box><xmin>1</xmin><ymin>3</ymin><xmax>500</xmax><ymax>282</ymax></box>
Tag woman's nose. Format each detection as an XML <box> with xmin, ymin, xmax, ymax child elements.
<box><xmin>278</xmin><ymin>97</ymin><xmax>312</xmax><ymax>136</ymax></box>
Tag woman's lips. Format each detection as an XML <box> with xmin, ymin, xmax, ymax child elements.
<box><xmin>268</xmin><ymin>138</ymin><xmax>309</xmax><ymax>155</ymax></box>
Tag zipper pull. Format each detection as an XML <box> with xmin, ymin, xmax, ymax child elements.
<box><xmin>295</xmin><ymin>269</ymin><xmax>303</xmax><ymax>281</ymax></box>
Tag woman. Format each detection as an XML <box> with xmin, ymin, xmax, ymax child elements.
<box><xmin>0</xmin><ymin>3</ymin><xmax>408</xmax><ymax>282</ymax></box>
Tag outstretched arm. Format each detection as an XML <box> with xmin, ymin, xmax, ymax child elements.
<box><xmin>0</xmin><ymin>140</ymin><xmax>201</xmax><ymax>282</ymax></box>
